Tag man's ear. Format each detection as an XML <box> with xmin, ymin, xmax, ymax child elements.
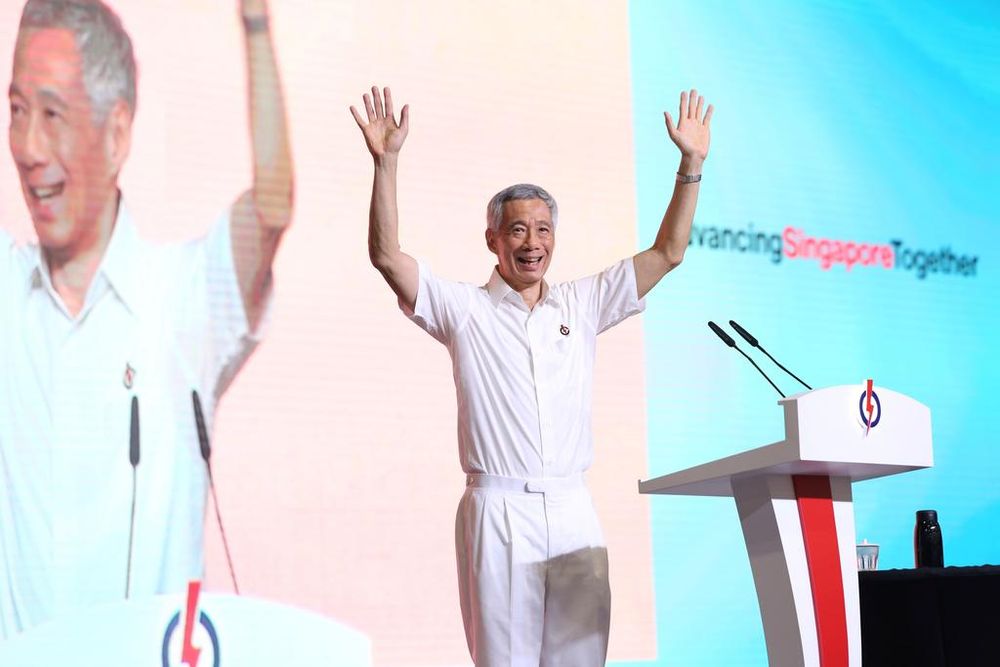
<box><xmin>104</xmin><ymin>99</ymin><xmax>132</xmax><ymax>176</ymax></box>
<box><xmin>485</xmin><ymin>228</ymin><xmax>497</xmax><ymax>254</ymax></box>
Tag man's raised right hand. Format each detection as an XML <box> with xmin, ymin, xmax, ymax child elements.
<box><xmin>351</xmin><ymin>85</ymin><xmax>409</xmax><ymax>161</ymax></box>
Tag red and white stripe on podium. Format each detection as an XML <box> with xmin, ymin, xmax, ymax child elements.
<box><xmin>734</xmin><ymin>473</ymin><xmax>859</xmax><ymax>666</ymax></box>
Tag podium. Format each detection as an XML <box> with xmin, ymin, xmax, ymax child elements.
<box><xmin>0</xmin><ymin>585</ymin><xmax>371</xmax><ymax>666</ymax></box>
<box><xmin>639</xmin><ymin>385</ymin><xmax>932</xmax><ymax>667</ymax></box>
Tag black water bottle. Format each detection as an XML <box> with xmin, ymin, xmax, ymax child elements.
<box><xmin>914</xmin><ymin>509</ymin><xmax>944</xmax><ymax>568</ymax></box>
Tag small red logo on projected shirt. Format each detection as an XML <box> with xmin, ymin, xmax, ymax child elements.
<box><xmin>123</xmin><ymin>363</ymin><xmax>136</xmax><ymax>389</ymax></box>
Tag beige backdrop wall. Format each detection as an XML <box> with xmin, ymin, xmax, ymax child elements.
<box><xmin>0</xmin><ymin>1</ymin><xmax>655</xmax><ymax>664</ymax></box>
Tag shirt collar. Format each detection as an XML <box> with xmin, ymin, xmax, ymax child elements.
<box><xmin>99</xmin><ymin>202</ymin><xmax>140</xmax><ymax>312</ymax></box>
<box><xmin>486</xmin><ymin>266</ymin><xmax>561</xmax><ymax>309</ymax></box>
<box><xmin>26</xmin><ymin>199</ymin><xmax>140</xmax><ymax>314</ymax></box>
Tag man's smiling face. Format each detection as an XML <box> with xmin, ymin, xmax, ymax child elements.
<box><xmin>9</xmin><ymin>27</ymin><xmax>118</xmax><ymax>253</ymax></box>
<box><xmin>486</xmin><ymin>198</ymin><xmax>555</xmax><ymax>293</ymax></box>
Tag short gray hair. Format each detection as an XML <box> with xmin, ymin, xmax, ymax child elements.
<box><xmin>486</xmin><ymin>183</ymin><xmax>559</xmax><ymax>232</ymax></box>
<box><xmin>19</xmin><ymin>0</ymin><xmax>137</xmax><ymax>121</ymax></box>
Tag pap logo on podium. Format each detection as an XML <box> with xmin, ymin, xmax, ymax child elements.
<box><xmin>162</xmin><ymin>581</ymin><xmax>220</xmax><ymax>667</ymax></box>
<box><xmin>858</xmin><ymin>379</ymin><xmax>881</xmax><ymax>435</ymax></box>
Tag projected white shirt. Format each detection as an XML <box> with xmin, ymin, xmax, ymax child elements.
<box><xmin>0</xmin><ymin>203</ymin><xmax>262</xmax><ymax>640</ymax></box>
<box><xmin>407</xmin><ymin>258</ymin><xmax>645</xmax><ymax>478</ymax></box>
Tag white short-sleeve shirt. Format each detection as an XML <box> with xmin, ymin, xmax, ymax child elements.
<box><xmin>0</xmin><ymin>202</ymin><xmax>263</xmax><ymax>639</ymax></box>
<box><xmin>406</xmin><ymin>258</ymin><xmax>644</xmax><ymax>479</ymax></box>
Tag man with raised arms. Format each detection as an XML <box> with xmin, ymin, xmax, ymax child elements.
<box><xmin>352</xmin><ymin>85</ymin><xmax>712</xmax><ymax>665</ymax></box>
<box><xmin>0</xmin><ymin>0</ymin><xmax>292</xmax><ymax>639</ymax></box>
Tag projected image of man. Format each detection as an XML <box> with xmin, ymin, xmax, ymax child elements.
<box><xmin>0</xmin><ymin>0</ymin><xmax>293</xmax><ymax>639</ymax></box>
<box><xmin>352</xmin><ymin>85</ymin><xmax>712</xmax><ymax>666</ymax></box>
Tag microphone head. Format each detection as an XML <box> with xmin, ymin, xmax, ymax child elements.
<box><xmin>708</xmin><ymin>321</ymin><xmax>736</xmax><ymax>347</ymax></box>
<box><xmin>129</xmin><ymin>395</ymin><xmax>140</xmax><ymax>467</ymax></box>
<box><xmin>192</xmin><ymin>390</ymin><xmax>211</xmax><ymax>463</ymax></box>
<box><xmin>728</xmin><ymin>320</ymin><xmax>759</xmax><ymax>347</ymax></box>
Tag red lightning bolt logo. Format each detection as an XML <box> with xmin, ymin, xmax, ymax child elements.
<box><xmin>865</xmin><ymin>379</ymin><xmax>875</xmax><ymax>436</ymax></box>
<box><xmin>181</xmin><ymin>580</ymin><xmax>202</xmax><ymax>667</ymax></box>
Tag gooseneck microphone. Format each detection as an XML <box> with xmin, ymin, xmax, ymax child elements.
<box><xmin>126</xmin><ymin>395</ymin><xmax>140</xmax><ymax>599</ymax></box>
<box><xmin>192</xmin><ymin>390</ymin><xmax>240</xmax><ymax>595</ymax></box>
<box><xmin>707</xmin><ymin>321</ymin><xmax>786</xmax><ymax>398</ymax></box>
<box><xmin>728</xmin><ymin>320</ymin><xmax>812</xmax><ymax>390</ymax></box>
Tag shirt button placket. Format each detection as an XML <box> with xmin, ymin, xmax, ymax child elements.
<box><xmin>527</xmin><ymin>313</ymin><xmax>555</xmax><ymax>476</ymax></box>
<box><xmin>51</xmin><ymin>324</ymin><xmax>74</xmax><ymax>603</ymax></box>
<box><xmin>525</xmin><ymin>313</ymin><xmax>546</xmax><ymax>476</ymax></box>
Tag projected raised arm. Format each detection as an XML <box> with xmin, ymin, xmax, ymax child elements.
<box><xmin>231</xmin><ymin>0</ymin><xmax>295</xmax><ymax>330</ymax></box>
<box><xmin>633</xmin><ymin>88</ymin><xmax>714</xmax><ymax>298</ymax></box>
<box><xmin>351</xmin><ymin>86</ymin><xmax>418</xmax><ymax>311</ymax></box>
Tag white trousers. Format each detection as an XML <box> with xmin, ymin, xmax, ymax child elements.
<box><xmin>456</xmin><ymin>474</ymin><xmax>611</xmax><ymax>667</ymax></box>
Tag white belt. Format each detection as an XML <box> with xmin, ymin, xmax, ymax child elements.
<box><xmin>466</xmin><ymin>473</ymin><xmax>585</xmax><ymax>494</ymax></box>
